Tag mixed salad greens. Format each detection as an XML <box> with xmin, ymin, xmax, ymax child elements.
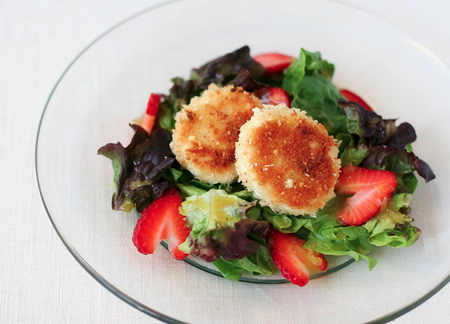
<box><xmin>98</xmin><ymin>46</ymin><xmax>435</xmax><ymax>286</ymax></box>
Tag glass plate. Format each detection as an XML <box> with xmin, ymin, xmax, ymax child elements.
<box><xmin>36</xmin><ymin>0</ymin><xmax>450</xmax><ymax>322</ymax></box>
<box><xmin>160</xmin><ymin>241</ymin><xmax>354</xmax><ymax>283</ymax></box>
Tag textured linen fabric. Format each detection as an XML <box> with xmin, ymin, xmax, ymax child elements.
<box><xmin>0</xmin><ymin>0</ymin><xmax>449</xmax><ymax>323</ymax></box>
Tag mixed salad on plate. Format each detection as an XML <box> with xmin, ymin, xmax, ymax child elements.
<box><xmin>98</xmin><ymin>46</ymin><xmax>435</xmax><ymax>287</ymax></box>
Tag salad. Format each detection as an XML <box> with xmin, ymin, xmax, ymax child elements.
<box><xmin>98</xmin><ymin>46</ymin><xmax>435</xmax><ymax>287</ymax></box>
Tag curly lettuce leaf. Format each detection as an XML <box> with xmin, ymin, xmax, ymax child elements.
<box><xmin>282</xmin><ymin>48</ymin><xmax>347</xmax><ymax>135</ymax></box>
<box><xmin>191</xmin><ymin>46</ymin><xmax>265</xmax><ymax>91</ymax></box>
<box><xmin>362</xmin><ymin>146</ymin><xmax>435</xmax><ymax>183</ymax></box>
<box><xmin>178</xmin><ymin>190</ymin><xmax>270</xmax><ymax>262</ymax></box>
<box><xmin>261</xmin><ymin>207</ymin><xmax>310</xmax><ymax>233</ymax></box>
<box><xmin>303</xmin><ymin>193</ymin><xmax>421</xmax><ymax>269</ymax></box>
<box><xmin>363</xmin><ymin>193</ymin><xmax>420</xmax><ymax>247</ymax></box>
<box><xmin>97</xmin><ymin>125</ymin><xmax>174</xmax><ymax>212</ymax></box>
<box><xmin>338</xmin><ymin>99</ymin><xmax>415</xmax><ymax>147</ymax></box>
<box><xmin>340</xmin><ymin>143</ymin><xmax>371</xmax><ymax>166</ymax></box>
<box><xmin>282</xmin><ymin>48</ymin><xmax>334</xmax><ymax>94</ymax></box>
<box><xmin>305</xmin><ymin>225</ymin><xmax>377</xmax><ymax>269</ymax></box>
<box><xmin>212</xmin><ymin>245</ymin><xmax>278</xmax><ymax>281</ymax></box>
<box><xmin>338</xmin><ymin>99</ymin><xmax>436</xmax><ymax>185</ymax></box>
<box><xmin>368</xmin><ymin>224</ymin><xmax>420</xmax><ymax>248</ymax></box>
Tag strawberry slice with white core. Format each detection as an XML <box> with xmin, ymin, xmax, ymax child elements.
<box><xmin>140</xmin><ymin>93</ymin><xmax>162</xmax><ymax>135</ymax></box>
<box><xmin>269</xmin><ymin>230</ymin><xmax>327</xmax><ymax>287</ymax></box>
<box><xmin>339</xmin><ymin>89</ymin><xmax>373</xmax><ymax>112</ymax></box>
<box><xmin>132</xmin><ymin>188</ymin><xmax>190</xmax><ymax>260</ymax></box>
<box><xmin>253</xmin><ymin>87</ymin><xmax>292</xmax><ymax>107</ymax></box>
<box><xmin>335</xmin><ymin>164</ymin><xmax>397</xmax><ymax>226</ymax></box>
<box><xmin>253</xmin><ymin>53</ymin><xmax>294</xmax><ymax>77</ymax></box>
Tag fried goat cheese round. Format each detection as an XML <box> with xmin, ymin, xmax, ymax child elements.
<box><xmin>235</xmin><ymin>104</ymin><xmax>341</xmax><ymax>215</ymax></box>
<box><xmin>170</xmin><ymin>84</ymin><xmax>263</xmax><ymax>184</ymax></box>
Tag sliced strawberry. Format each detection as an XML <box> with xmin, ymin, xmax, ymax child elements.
<box><xmin>340</xmin><ymin>89</ymin><xmax>373</xmax><ymax>112</ymax></box>
<box><xmin>253</xmin><ymin>87</ymin><xmax>291</xmax><ymax>107</ymax></box>
<box><xmin>335</xmin><ymin>164</ymin><xmax>397</xmax><ymax>226</ymax></box>
<box><xmin>253</xmin><ymin>53</ymin><xmax>294</xmax><ymax>77</ymax></box>
<box><xmin>146</xmin><ymin>93</ymin><xmax>162</xmax><ymax>115</ymax></box>
<box><xmin>132</xmin><ymin>188</ymin><xmax>190</xmax><ymax>260</ymax></box>
<box><xmin>141</xmin><ymin>93</ymin><xmax>162</xmax><ymax>134</ymax></box>
<box><xmin>269</xmin><ymin>230</ymin><xmax>327</xmax><ymax>287</ymax></box>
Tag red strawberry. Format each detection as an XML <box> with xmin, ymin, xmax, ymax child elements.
<box><xmin>253</xmin><ymin>87</ymin><xmax>292</xmax><ymax>107</ymax></box>
<box><xmin>141</xmin><ymin>93</ymin><xmax>162</xmax><ymax>134</ymax></box>
<box><xmin>335</xmin><ymin>164</ymin><xmax>397</xmax><ymax>226</ymax></box>
<box><xmin>146</xmin><ymin>93</ymin><xmax>162</xmax><ymax>115</ymax></box>
<box><xmin>253</xmin><ymin>53</ymin><xmax>294</xmax><ymax>76</ymax></box>
<box><xmin>132</xmin><ymin>188</ymin><xmax>190</xmax><ymax>260</ymax></box>
<box><xmin>269</xmin><ymin>230</ymin><xmax>327</xmax><ymax>287</ymax></box>
<box><xmin>340</xmin><ymin>89</ymin><xmax>373</xmax><ymax>112</ymax></box>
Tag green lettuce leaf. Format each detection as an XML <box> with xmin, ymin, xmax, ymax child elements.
<box><xmin>398</xmin><ymin>173</ymin><xmax>419</xmax><ymax>194</ymax></box>
<box><xmin>340</xmin><ymin>143</ymin><xmax>370</xmax><ymax>166</ymax></box>
<box><xmin>261</xmin><ymin>207</ymin><xmax>310</xmax><ymax>233</ymax></box>
<box><xmin>282</xmin><ymin>48</ymin><xmax>347</xmax><ymax>135</ymax></box>
<box><xmin>363</xmin><ymin>193</ymin><xmax>420</xmax><ymax>247</ymax></box>
<box><xmin>282</xmin><ymin>48</ymin><xmax>334</xmax><ymax>94</ymax></box>
<box><xmin>212</xmin><ymin>245</ymin><xmax>278</xmax><ymax>281</ymax></box>
<box><xmin>369</xmin><ymin>224</ymin><xmax>420</xmax><ymax>248</ymax></box>
<box><xmin>304</xmin><ymin>194</ymin><xmax>421</xmax><ymax>269</ymax></box>
<box><xmin>304</xmin><ymin>225</ymin><xmax>377</xmax><ymax>270</ymax></box>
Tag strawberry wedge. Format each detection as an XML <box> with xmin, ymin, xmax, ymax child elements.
<box><xmin>269</xmin><ymin>230</ymin><xmax>327</xmax><ymax>287</ymax></box>
<box><xmin>253</xmin><ymin>87</ymin><xmax>292</xmax><ymax>107</ymax></box>
<box><xmin>140</xmin><ymin>93</ymin><xmax>162</xmax><ymax>135</ymax></box>
<box><xmin>132</xmin><ymin>188</ymin><xmax>190</xmax><ymax>260</ymax></box>
<box><xmin>335</xmin><ymin>164</ymin><xmax>397</xmax><ymax>226</ymax></box>
<box><xmin>253</xmin><ymin>53</ymin><xmax>294</xmax><ymax>77</ymax></box>
<box><xmin>340</xmin><ymin>89</ymin><xmax>373</xmax><ymax>112</ymax></box>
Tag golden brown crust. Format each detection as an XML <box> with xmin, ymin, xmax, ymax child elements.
<box><xmin>235</xmin><ymin>104</ymin><xmax>340</xmax><ymax>215</ymax></box>
<box><xmin>170</xmin><ymin>84</ymin><xmax>263</xmax><ymax>184</ymax></box>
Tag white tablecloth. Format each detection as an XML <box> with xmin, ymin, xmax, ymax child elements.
<box><xmin>1</xmin><ymin>0</ymin><xmax>449</xmax><ymax>323</ymax></box>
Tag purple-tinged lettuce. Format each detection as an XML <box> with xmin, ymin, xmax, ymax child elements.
<box><xmin>191</xmin><ymin>45</ymin><xmax>265</xmax><ymax>91</ymax></box>
<box><xmin>362</xmin><ymin>146</ymin><xmax>435</xmax><ymax>183</ymax></box>
<box><xmin>212</xmin><ymin>244</ymin><xmax>278</xmax><ymax>281</ymax></box>
<box><xmin>338</xmin><ymin>99</ymin><xmax>435</xmax><ymax>187</ymax></box>
<box><xmin>178</xmin><ymin>190</ymin><xmax>270</xmax><ymax>262</ymax></box>
<box><xmin>338</xmin><ymin>99</ymin><xmax>416</xmax><ymax>147</ymax></box>
<box><xmin>98</xmin><ymin>125</ymin><xmax>174</xmax><ymax>212</ymax></box>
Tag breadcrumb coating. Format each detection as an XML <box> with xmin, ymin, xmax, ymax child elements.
<box><xmin>235</xmin><ymin>104</ymin><xmax>341</xmax><ymax>215</ymax></box>
<box><xmin>170</xmin><ymin>84</ymin><xmax>263</xmax><ymax>184</ymax></box>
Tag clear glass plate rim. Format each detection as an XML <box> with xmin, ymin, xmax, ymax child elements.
<box><xmin>34</xmin><ymin>0</ymin><xmax>450</xmax><ymax>323</ymax></box>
